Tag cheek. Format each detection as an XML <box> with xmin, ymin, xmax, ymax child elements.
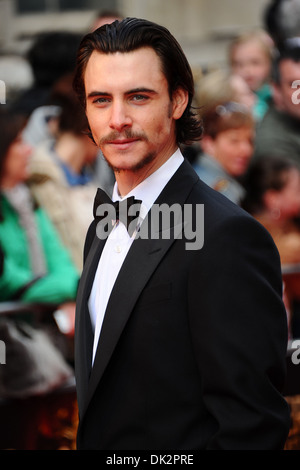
<box><xmin>86</xmin><ymin>109</ymin><xmax>102</xmax><ymax>132</ymax></box>
<box><xmin>255</xmin><ymin>62</ymin><xmax>269</xmax><ymax>76</ymax></box>
<box><xmin>88</xmin><ymin>120</ymin><xmax>104</xmax><ymax>145</ymax></box>
<box><xmin>282</xmin><ymin>85</ymin><xmax>292</xmax><ymax>99</ymax></box>
<box><xmin>3</xmin><ymin>156</ymin><xmax>15</xmax><ymax>177</ymax></box>
<box><xmin>218</xmin><ymin>142</ymin><xmax>235</xmax><ymax>160</ymax></box>
<box><xmin>145</xmin><ymin>112</ymin><xmax>173</xmax><ymax>140</ymax></box>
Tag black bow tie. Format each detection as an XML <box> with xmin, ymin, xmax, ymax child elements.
<box><xmin>93</xmin><ymin>188</ymin><xmax>142</xmax><ymax>237</ymax></box>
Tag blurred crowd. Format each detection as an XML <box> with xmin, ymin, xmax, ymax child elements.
<box><xmin>0</xmin><ymin>10</ymin><xmax>121</xmax><ymax>339</ymax></box>
<box><xmin>1</xmin><ymin>1</ymin><xmax>300</xmax><ymax>400</ymax></box>
<box><xmin>189</xmin><ymin>0</ymin><xmax>300</xmax><ymax>340</ymax></box>
<box><xmin>0</xmin><ymin>9</ymin><xmax>124</xmax><ymax>448</ymax></box>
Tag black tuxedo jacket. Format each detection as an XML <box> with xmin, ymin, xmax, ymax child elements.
<box><xmin>75</xmin><ymin>159</ymin><xmax>290</xmax><ymax>450</ymax></box>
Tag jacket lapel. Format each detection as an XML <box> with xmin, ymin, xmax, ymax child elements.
<box><xmin>79</xmin><ymin>159</ymin><xmax>199</xmax><ymax>417</ymax></box>
<box><xmin>75</xmin><ymin>233</ymin><xmax>106</xmax><ymax>415</ymax></box>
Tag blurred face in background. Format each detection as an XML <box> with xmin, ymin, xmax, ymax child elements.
<box><xmin>202</xmin><ymin>125</ymin><xmax>254</xmax><ymax>177</ymax></box>
<box><xmin>231</xmin><ymin>40</ymin><xmax>271</xmax><ymax>92</ymax></box>
<box><xmin>0</xmin><ymin>134</ymin><xmax>32</xmax><ymax>188</ymax></box>
<box><xmin>275</xmin><ymin>59</ymin><xmax>300</xmax><ymax>120</ymax></box>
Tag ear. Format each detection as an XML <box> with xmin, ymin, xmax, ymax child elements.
<box><xmin>172</xmin><ymin>87</ymin><xmax>189</xmax><ymax>120</ymax></box>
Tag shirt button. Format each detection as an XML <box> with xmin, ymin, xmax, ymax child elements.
<box><xmin>115</xmin><ymin>245</ymin><xmax>122</xmax><ymax>253</ymax></box>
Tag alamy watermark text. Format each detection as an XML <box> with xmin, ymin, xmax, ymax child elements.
<box><xmin>95</xmin><ymin>202</ymin><xmax>205</xmax><ymax>251</ymax></box>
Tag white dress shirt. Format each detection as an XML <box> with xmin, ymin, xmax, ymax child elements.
<box><xmin>89</xmin><ymin>149</ymin><xmax>184</xmax><ymax>363</ymax></box>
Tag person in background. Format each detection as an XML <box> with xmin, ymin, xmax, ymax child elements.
<box><xmin>264</xmin><ymin>0</ymin><xmax>300</xmax><ymax>45</ymax></box>
<box><xmin>0</xmin><ymin>108</ymin><xmax>79</xmax><ymax>332</ymax></box>
<box><xmin>28</xmin><ymin>79</ymin><xmax>99</xmax><ymax>271</ymax></box>
<box><xmin>229</xmin><ymin>30</ymin><xmax>274</xmax><ymax>120</ymax></box>
<box><xmin>186</xmin><ymin>68</ymin><xmax>255</xmax><ymax>170</ymax></box>
<box><xmin>254</xmin><ymin>40</ymin><xmax>300</xmax><ymax>164</ymax></box>
<box><xmin>242</xmin><ymin>155</ymin><xmax>300</xmax><ymax>338</ymax></box>
<box><xmin>12</xmin><ymin>31</ymin><xmax>82</xmax><ymax>119</ymax></box>
<box><xmin>193</xmin><ymin>101</ymin><xmax>255</xmax><ymax>205</ymax></box>
<box><xmin>242</xmin><ymin>156</ymin><xmax>300</xmax><ymax>266</ymax></box>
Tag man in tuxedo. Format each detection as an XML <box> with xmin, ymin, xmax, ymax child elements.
<box><xmin>73</xmin><ymin>18</ymin><xmax>290</xmax><ymax>449</ymax></box>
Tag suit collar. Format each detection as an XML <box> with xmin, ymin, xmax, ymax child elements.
<box><xmin>76</xmin><ymin>159</ymin><xmax>199</xmax><ymax>417</ymax></box>
<box><xmin>75</xmin><ymin>231</ymin><xmax>105</xmax><ymax>413</ymax></box>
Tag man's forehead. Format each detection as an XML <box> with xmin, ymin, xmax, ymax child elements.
<box><xmin>84</xmin><ymin>48</ymin><xmax>165</xmax><ymax>90</ymax></box>
<box><xmin>86</xmin><ymin>47</ymin><xmax>160</xmax><ymax>67</ymax></box>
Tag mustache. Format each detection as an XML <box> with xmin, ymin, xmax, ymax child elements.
<box><xmin>99</xmin><ymin>129</ymin><xmax>148</xmax><ymax>145</ymax></box>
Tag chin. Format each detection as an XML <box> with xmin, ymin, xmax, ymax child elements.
<box><xmin>104</xmin><ymin>152</ymin><xmax>156</xmax><ymax>174</ymax></box>
<box><xmin>106</xmin><ymin>160</ymin><xmax>140</xmax><ymax>173</ymax></box>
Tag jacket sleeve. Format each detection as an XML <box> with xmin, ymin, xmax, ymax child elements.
<box><xmin>188</xmin><ymin>213</ymin><xmax>291</xmax><ymax>449</ymax></box>
<box><xmin>0</xmin><ymin>251</ymin><xmax>37</xmax><ymax>300</ymax></box>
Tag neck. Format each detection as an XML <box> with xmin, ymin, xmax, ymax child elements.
<box><xmin>55</xmin><ymin>133</ymin><xmax>86</xmax><ymax>174</ymax></box>
<box><xmin>114</xmin><ymin>146</ymin><xmax>178</xmax><ymax>197</ymax></box>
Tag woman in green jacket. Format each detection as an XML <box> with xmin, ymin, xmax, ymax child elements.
<box><xmin>0</xmin><ymin>109</ymin><xmax>79</xmax><ymax>305</ymax></box>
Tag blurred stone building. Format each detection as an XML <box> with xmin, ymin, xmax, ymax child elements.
<box><xmin>0</xmin><ymin>0</ymin><xmax>271</xmax><ymax>100</ymax></box>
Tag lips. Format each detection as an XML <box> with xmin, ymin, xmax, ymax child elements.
<box><xmin>106</xmin><ymin>138</ymin><xmax>140</xmax><ymax>150</ymax></box>
<box><xmin>108</xmin><ymin>139</ymin><xmax>137</xmax><ymax>144</ymax></box>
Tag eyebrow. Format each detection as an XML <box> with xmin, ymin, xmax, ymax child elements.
<box><xmin>87</xmin><ymin>91</ymin><xmax>110</xmax><ymax>100</ymax></box>
<box><xmin>87</xmin><ymin>87</ymin><xmax>158</xmax><ymax>100</ymax></box>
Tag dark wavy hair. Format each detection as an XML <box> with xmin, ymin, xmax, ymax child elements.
<box><xmin>73</xmin><ymin>17</ymin><xmax>203</xmax><ymax>146</ymax></box>
<box><xmin>272</xmin><ymin>40</ymin><xmax>300</xmax><ymax>84</ymax></box>
<box><xmin>0</xmin><ymin>109</ymin><xmax>26</xmax><ymax>179</ymax></box>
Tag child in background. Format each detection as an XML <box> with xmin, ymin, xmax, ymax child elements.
<box><xmin>229</xmin><ymin>30</ymin><xmax>274</xmax><ymax>120</ymax></box>
<box><xmin>193</xmin><ymin>101</ymin><xmax>255</xmax><ymax>205</ymax></box>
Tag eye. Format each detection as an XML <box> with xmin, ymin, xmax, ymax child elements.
<box><xmin>92</xmin><ymin>96</ymin><xmax>111</xmax><ymax>105</ymax></box>
<box><xmin>130</xmin><ymin>94</ymin><xmax>149</xmax><ymax>102</ymax></box>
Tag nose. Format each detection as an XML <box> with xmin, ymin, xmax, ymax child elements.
<box><xmin>109</xmin><ymin>101</ymin><xmax>132</xmax><ymax>132</ymax></box>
